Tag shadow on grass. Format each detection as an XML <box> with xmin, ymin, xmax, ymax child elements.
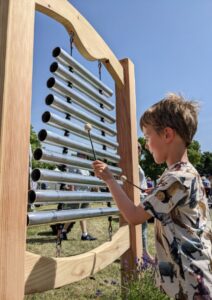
<box><xmin>26</xmin><ymin>238</ymin><xmax>56</xmax><ymax>244</ymax></box>
<box><xmin>37</xmin><ymin>231</ymin><xmax>55</xmax><ymax>236</ymax></box>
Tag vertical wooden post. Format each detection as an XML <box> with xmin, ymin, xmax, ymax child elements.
<box><xmin>116</xmin><ymin>59</ymin><xmax>142</xmax><ymax>276</ymax></box>
<box><xmin>0</xmin><ymin>0</ymin><xmax>35</xmax><ymax>298</ymax></box>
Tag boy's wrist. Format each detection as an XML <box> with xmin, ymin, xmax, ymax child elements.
<box><xmin>105</xmin><ymin>177</ymin><xmax>116</xmax><ymax>185</ymax></box>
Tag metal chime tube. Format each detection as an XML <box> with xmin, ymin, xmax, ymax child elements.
<box><xmin>29</xmin><ymin>190</ymin><xmax>113</xmax><ymax>204</ymax></box>
<box><xmin>38</xmin><ymin>129</ymin><xmax>120</xmax><ymax>163</ymax></box>
<box><xmin>47</xmin><ymin>77</ymin><xmax>115</xmax><ymax>124</ymax></box>
<box><xmin>45</xmin><ymin>94</ymin><xmax>117</xmax><ymax>136</ymax></box>
<box><xmin>42</xmin><ymin>111</ymin><xmax>118</xmax><ymax>149</ymax></box>
<box><xmin>31</xmin><ymin>168</ymin><xmax>106</xmax><ymax>186</ymax></box>
<box><xmin>27</xmin><ymin>207</ymin><xmax>119</xmax><ymax>226</ymax></box>
<box><xmin>52</xmin><ymin>47</ymin><xmax>113</xmax><ymax>97</ymax></box>
<box><xmin>33</xmin><ymin>148</ymin><xmax>122</xmax><ymax>175</ymax></box>
<box><xmin>50</xmin><ymin>62</ymin><xmax>114</xmax><ymax>111</ymax></box>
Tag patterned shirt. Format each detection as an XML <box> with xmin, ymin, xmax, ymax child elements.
<box><xmin>141</xmin><ymin>162</ymin><xmax>212</xmax><ymax>300</ymax></box>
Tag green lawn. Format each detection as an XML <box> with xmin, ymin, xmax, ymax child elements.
<box><xmin>25</xmin><ymin>213</ymin><xmax>169</xmax><ymax>300</ymax></box>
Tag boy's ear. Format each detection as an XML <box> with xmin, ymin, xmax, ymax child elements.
<box><xmin>164</xmin><ymin>127</ymin><xmax>175</xmax><ymax>143</ymax></box>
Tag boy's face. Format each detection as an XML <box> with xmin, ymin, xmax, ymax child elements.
<box><xmin>143</xmin><ymin>125</ymin><xmax>167</xmax><ymax>164</ymax></box>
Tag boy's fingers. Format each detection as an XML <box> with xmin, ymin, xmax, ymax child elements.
<box><xmin>92</xmin><ymin>160</ymin><xmax>102</xmax><ymax>165</ymax></box>
<box><xmin>93</xmin><ymin>163</ymin><xmax>106</xmax><ymax>170</ymax></box>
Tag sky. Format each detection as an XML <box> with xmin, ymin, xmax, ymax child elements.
<box><xmin>32</xmin><ymin>0</ymin><xmax>212</xmax><ymax>152</ymax></box>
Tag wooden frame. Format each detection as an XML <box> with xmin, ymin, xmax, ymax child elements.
<box><xmin>0</xmin><ymin>0</ymin><xmax>141</xmax><ymax>298</ymax></box>
<box><xmin>25</xmin><ymin>225</ymin><xmax>130</xmax><ymax>294</ymax></box>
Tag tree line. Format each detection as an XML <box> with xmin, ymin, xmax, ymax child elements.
<box><xmin>138</xmin><ymin>137</ymin><xmax>212</xmax><ymax>182</ymax></box>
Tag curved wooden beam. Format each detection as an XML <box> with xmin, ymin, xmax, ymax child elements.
<box><xmin>25</xmin><ymin>225</ymin><xmax>130</xmax><ymax>294</ymax></box>
<box><xmin>34</xmin><ymin>0</ymin><xmax>124</xmax><ymax>87</ymax></box>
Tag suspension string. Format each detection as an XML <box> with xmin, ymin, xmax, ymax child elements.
<box><xmin>98</xmin><ymin>60</ymin><xmax>102</xmax><ymax>81</ymax></box>
<box><xmin>70</xmin><ymin>31</ymin><xmax>74</xmax><ymax>57</ymax></box>
<box><xmin>67</xmin><ymin>32</ymin><xmax>74</xmax><ymax>103</ymax></box>
<box><xmin>108</xmin><ymin>216</ymin><xmax>113</xmax><ymax>241</ymax></box>
<box><xmin>98</xmin><ymin>61</ymin><xmax>106</xmax><ymax>144</ymax></box>
<box><xmin>56</xmin><ymin>224</ymin><xmax>63</xmax><ymax>257</ymax></box>
<box><xmin>55</xmin><ymin>182</ymin><xmax>65</xmax><ymax>257</ymax></box>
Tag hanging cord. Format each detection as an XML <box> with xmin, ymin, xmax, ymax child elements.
<box><xmin>108</xmin><ymin>216</ymin><xmax>113</xmax><ymax>241</ymax></box>
<box><xmin>56</xmin><ymin>224</ymin><xmax>63</xmax><ymax>257</ymax></box>
<box><xmin>67</xmin><ymin>32</ymin><xmax>74</xmax><ymax>91</ymax></box>
<box><xmin>70</xmin><ymin>31</ymin><xmax>74</xmax><ymax>57</ymax></box>
<box><xmin>55</xmin><ymin>179</ymin><xmax>65</xmax><ymax>257</ymax></box>
<box><xmin>98</xmin><ymin>60</ymin><xmax>102</xmax><ymax>81</ymax></box>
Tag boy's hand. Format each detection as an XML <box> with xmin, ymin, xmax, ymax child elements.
<box><xmin>145</xmin><ymin>187</ymin><xmax>154</xmax><ymax>194</ymax></box>
<box><xmin>92</xmin><ymin>160</ymin><xmax>114</xmax><ymax>182</ymax></box>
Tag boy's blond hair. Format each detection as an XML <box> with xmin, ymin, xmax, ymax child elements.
<box><xmin>140</xmin><ymin>93</ymin><xmax>199</xmax><ymax>146</ymax></box>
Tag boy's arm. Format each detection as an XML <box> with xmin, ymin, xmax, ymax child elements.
<box><xmin>106</xmin><ymin>178</ymin><xmax>152</xmax><ymax>225</ymax></box>
<box><xmin>93</xmin><ymin>161</ymin><xmax>151</xmax><ymax>225</ymax></box>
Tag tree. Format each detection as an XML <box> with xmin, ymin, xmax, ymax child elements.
<box><xmin>30</xmin><ymin>125</ymin><xmax>41</xmax><ymax>152</ymax></box>
<box><xmin>196</xmin><ymin>152</ymin><xmax>212</xmax><ymax>175</ymax></box>
<box><xmin>187</xmin><ymin>140</ymin><xmax>202</xmax><ymax>168</ymax></box>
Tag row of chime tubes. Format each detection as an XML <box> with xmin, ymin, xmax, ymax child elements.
<box><xmin>54</xmin><ymin>33</ymin><xmax>113</xmax><ymax>255</ymax></box>
<box><xmin>62</xmin><ymin>37</ymin><xmax>140</xmax><ymax>189</ymax></box>
<box><xmin>29</xmin><ymin>32</ymin><xmax>141</xmax><ymax>225</ymax></box>
<box><xmin>29</xmin><ymin>31</ymin><xmax>121</xmax><ymax>206</ymax></box>
<box><xmin>57</xmin><ymin>32</ymin><xmax>109</xmax><ymax>181</ymax></box>
<box><xmin>31</xmin><ymin>33</ymin><xmax>142</xmax><ymax>204</ymax></box>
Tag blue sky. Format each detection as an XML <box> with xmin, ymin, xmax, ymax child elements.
<box><xmin>32</xmin><ymin>0</ymin><xmax>212</xmax><ymax>152</ymax></box>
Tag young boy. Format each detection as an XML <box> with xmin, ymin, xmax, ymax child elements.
<box><xmin>92</xmin><ymin>93</ymin><xmax>212</xmax><ymax>300</ymax></box>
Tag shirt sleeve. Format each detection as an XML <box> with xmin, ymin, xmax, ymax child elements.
<box><xmin>140</xmin><ymin>174</ymin><xmax>190</xmax><ymax>219</ymax></box>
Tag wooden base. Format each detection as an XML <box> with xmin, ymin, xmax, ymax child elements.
<box><xmin>25</xmin><ymin>225</ymin><xmax>130</xmax><ymax>294</ymax></box>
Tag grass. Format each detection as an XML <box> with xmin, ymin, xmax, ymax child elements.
<box><xmin>25</xmin><ymin>207</ymin><xmax>170</xmax><ymax>300</ymax></box>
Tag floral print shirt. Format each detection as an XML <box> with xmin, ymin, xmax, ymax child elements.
<box><xmin>141</xmin><ymin>162</ymin><xmax>212</xmax><ymax>300</ymax></box>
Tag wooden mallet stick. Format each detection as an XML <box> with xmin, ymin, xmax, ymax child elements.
<box><xmin>84</xmin><ymin>123</ymin><xmax>97</xmax><ymax>160</ymax></box>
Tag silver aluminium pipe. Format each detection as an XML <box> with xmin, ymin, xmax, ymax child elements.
<box><xmin>27</xmin><ymin>207</ymin><xmax>119</xmax><ymax>226</ymax></box>
<box><xmin>31</xmin><ymin>168</ymin><xmax>106</xmax><ymax>186</ymax></box>
<box><xmin>42</xmin><ymin>111</ymin><xmax>118</xmax><ymax>149</ymax></box>
<box><xmin>52</xmin><ymin>47</ymin><xmax>113</xmax><ymax>98</ymax></box>
<box><xmin>38</xmin><ymin>129</ymin><xmax>120</xmax><ymax>163</ymax></box>
<box><xmin>33</xmin><ymin>148</ymin><xmax>122</xmax><ymax>175</ymax></box>
<box><xmin>28</xmin><ymin>190</ymin><xmax>113</xmax><ymax>204</ymax></box>
<box><xmin>50</xmin><ymin>62</ymin><xmax>114</xmax><ymax>111</ymax></box>
<box><xmin>47</xmin><ymin>77</ymin><xmax>115</xmax><ymax>124</ymax></box>
<box><xmin>45</xmin><ymin>94</ymin><xmax>117</xmax><ymax>136</ymax></box>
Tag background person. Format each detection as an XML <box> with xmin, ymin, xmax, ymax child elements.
<box><xmin>61</xmin><ymin>180</ymin><xmax>97</xmax><ymax>241</ymax></box>
<box><xmin>146</xmin><ymin>177</ymin><xmax>154</xmax><ymax>188</ymax></box>
<box><xmin>60</xmin><ymin>153</ymin><xmax>97</xmax><ymax>241</ymax></box>
<box><xmin>201</xmin><ymin>176</ymin><xmax>211</xmax><ymax>198</ymax></box>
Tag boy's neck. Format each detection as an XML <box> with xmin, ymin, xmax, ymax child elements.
<box><xmin>166</xmin><ymin>144</ymin><xmax>188</xmax><ymax>168</ymax></box>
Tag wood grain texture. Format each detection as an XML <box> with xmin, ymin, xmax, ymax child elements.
<box><xmin>115</xmin><ymin>58</ymin><xmax>142</xmax><ymax>271</ymax></box>
<box><xmin>0</xmin><ymin>0</ymin><xmax>35</xmax><ymax>299</ymax></box>
<box><xmin>0</xmin><ymin>1</ymin><xmax>134</xmax><ymax>297</ymax></box>
<box><xmin>35</xmin><ymin>0</ymin><xmax>124</xmax><ymax>87</ymax></box>
<box><xmin>25</xmin><ymin>225</ymin><xmax>130</xmax><ymax>294</ymax></box>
